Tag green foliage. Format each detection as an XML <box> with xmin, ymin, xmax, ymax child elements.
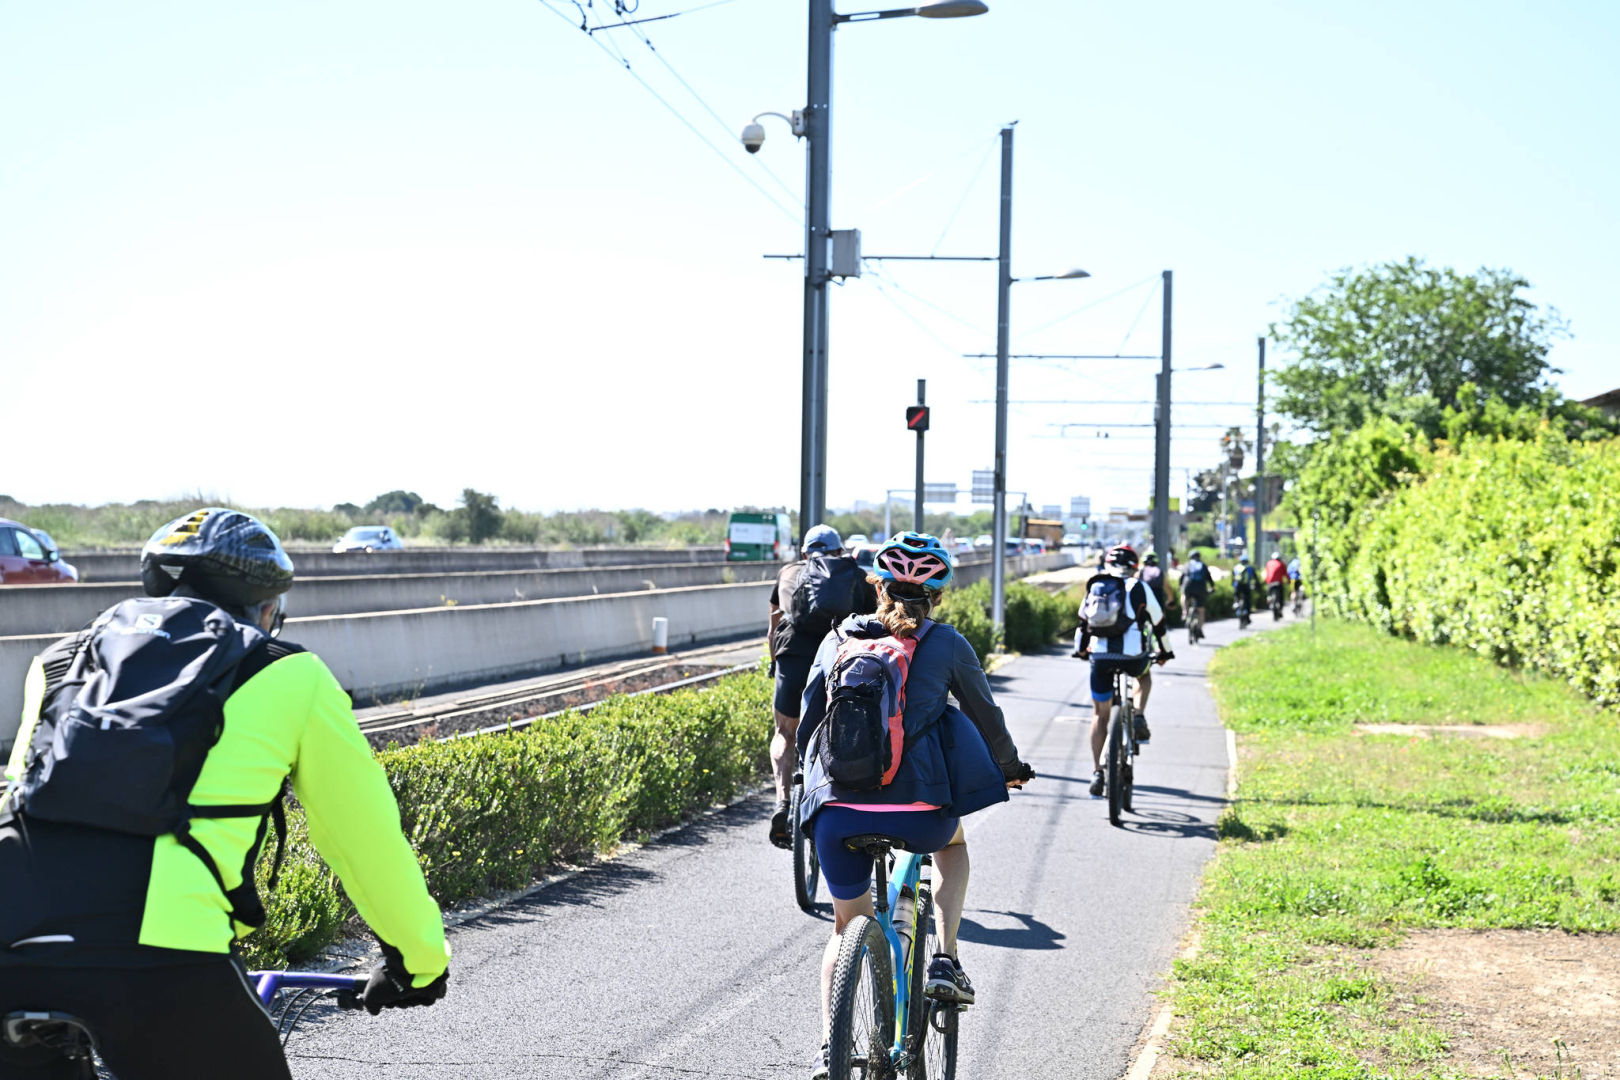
<box><xmin>931</xmin><ymin>580</ymin><xmax>1079</xmax><ymax>662</ymax></box>
<box><xmin>365</xmin><ymin>490</ymin><xmax>426</xmax><ymax>515</ymax></box>
<box><xmin>243</xmin><ymin>670</ymin><xmax>773</xmax><ymax>969</ymax></box>
<box><xmin>453</xmin><ymin>488</ymin><xmax>504</xmax><ymax>544</ymax></box>
<box><xmin>1167</xmin><ymin>621</ymin><xmax>1620</xmax><ymax>1077</ymax></box>
<box><xmin>1270</xmin><ymin>257</ymin><xmax>1569</xmax><ymax>438</ymax></box>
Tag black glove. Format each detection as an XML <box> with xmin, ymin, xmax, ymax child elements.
<box><xmin>1014</xmin><ymin>761</ymin><xmax>1036</xmax><ymax>784</ymax></box>
<box><xmin>363</xmin><ymin>942</ymin><xmax>449</xmax><ymax>1016</ymax></box>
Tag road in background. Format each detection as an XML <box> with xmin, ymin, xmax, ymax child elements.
<box><xmin>287</xmin><ymin>616</ymin><xmax>1260</xmax><ymax>1079</ymax></box>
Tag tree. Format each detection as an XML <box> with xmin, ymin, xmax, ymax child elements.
<box><xmin>333</xmin><ymin>502</ymin><xmax>363</xmax><ymax>517</ymax></box>
<box><xmin>1270</xmin><ymin>258</ymin><xmax>1568</xmax><ymax>437</ymax></box>
<box><xmin>453</xmin><ymin>489</ymin><xmax>503</xmax><ymax>544</ymax></box>
<box><xmin>365</xmin><ymin>490</ymin><xmax>425</xmax><ymax>515</ymax></box>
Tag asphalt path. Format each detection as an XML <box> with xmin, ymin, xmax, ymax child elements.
<box><xmin>287</xmin><ymin>612</ymin><xmax>1274</xmax><ymax>1080</ymax></box>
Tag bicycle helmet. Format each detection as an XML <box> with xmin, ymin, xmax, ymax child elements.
<box><xmin>1104</xmin><ymin>544</ymin><xmax>1139</xmax><ymax>571</ymax></box>
<box><xmin>141</xmin><ymin>508</ymin><xmax>295</xmax><ymax>610</ymax></box>
<box><xmin>871</xmin><ymin>532</ymin><xmax>954</xmax><ymax>591</ymax></box>
<box><xmin>1142</xmin><ymin>551</ymin><xmax>1159</xmax><ymax>566</ymax></box>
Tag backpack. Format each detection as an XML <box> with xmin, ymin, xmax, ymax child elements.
<box><xmin>1185</xmin><ymin>560</ymin><xmax>1211</xmax><ymax>586</ymax></box>
<box><xmin>816</xmin><ymin>620</ymin><xmax>935</xmax><ymax>791</ymax></box>
<box><xmin>788</xmin><ymin>555</ymin><xmax>864</xmax><ymax>642</ymax></box>
<box><xmin>1080</xmin><ymin>575</ymin><xmax>1129</xmax><ymax>633</ymax></box>
<box><xmin>4</xmin><ymin>595</ymin><xmax>289</xmax><ymax>929</ymax></box>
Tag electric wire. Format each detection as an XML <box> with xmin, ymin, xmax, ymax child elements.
<box><xmin>1013</xmin><ymin>273</ymin><xmax>1160</xmax><ymax>342</ymax></box>
<box><xmin>1115</xmin><ymin>276</ymin><xmax>1161</xmax><ymax>354</ymax></box>
<box><xmin>864</xmin><ymin>261</ymin><xmax>991</xmax><ymax>336</ymax></box>
<box><xmin>535</xmin><ymin>0</ymin><xmax>801</xmax><ymax>224</ymax></box>
<box><xmin>863</xmin><ymin>270</ymin><xmax>972</xmax><ymax>360</ymax></box>
<box><xmin>930</xmin><ymin>134</ymin><xmax>1000</xmax><ymax>255</ymax></box>
<box><xmin>586</xmin><ymin>0</ymin><xmax>743</xmax><ymax>33</ymax></box>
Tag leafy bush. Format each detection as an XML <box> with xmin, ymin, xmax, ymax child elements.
<box><xmin>932</xmin><ymin>580</ymin><xmax>1078</xmax><ymax>663</ymax></box>
<box><xmin>245</xmin><ymin>669</ymin><xmax>773</xmax><ymax>968</ymax></box>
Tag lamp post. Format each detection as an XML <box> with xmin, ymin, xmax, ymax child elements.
<box><xmin>743</xmin><ymin>1</ymin><xmax>988</xmax><ymax>540</ymax></box>
<box><xmin>989</xmin><ymin>125</ymin><xmax>1090</xmax><ymax>642</ymax></box>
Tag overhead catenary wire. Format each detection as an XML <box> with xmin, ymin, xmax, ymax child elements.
<box><xmin>535</xmin><ymin>0</ymin><xmax>801</xmax><ymax>224</ymax></box>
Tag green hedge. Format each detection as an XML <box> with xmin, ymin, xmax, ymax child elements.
<box><xmin>933</xmin><ymin>580</ymin><xmax>1080</xmax><ymax>662</ymax></box>
<box><xmin>1304</xmin><ymin>432</ymin><xmax>1620</xmax><ymax>709</ymax></box>
<box><xmin>245</xmin><ymin>669</ymin><xmax>773</xmax><ymax>967</ymax></box>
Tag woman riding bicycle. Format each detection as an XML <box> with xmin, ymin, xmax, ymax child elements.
<box><xmin>795</xmin><ymin>532</ymin><xmax>1031</xmax><ymax>1080</ymax></box>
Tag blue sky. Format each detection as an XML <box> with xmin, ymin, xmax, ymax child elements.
<box><xmin>3</xmin><ymin>1</ymin><xmax>1614</xmax><ymax>516</ymax></box>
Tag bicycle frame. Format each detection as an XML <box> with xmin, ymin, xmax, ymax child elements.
<box><xmin>248</xmin><ymin>971</ymin><xmax>366</xmax><ymax>1008</ymax></box>
<box><xmin>870</xmin><ymin>848</ymin><xmax>931</xmax><ymax>1070</ymax></box>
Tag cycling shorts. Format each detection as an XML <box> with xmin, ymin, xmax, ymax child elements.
<box><xmin>812</xmin><ymin>806</ymin><xmax>960</xmax><ymax>902</ymax></box>
<box><xmin>1089</xmin><ymin>655</ymin><xmax>1152</xmax><ymax>701</ymax></box>
<box><xmin>0</xmin><ymin>954</ymin><xmax>291</xmax><ymax>1079</ymax></box>
<box><xmin>773</xmin><ymin>653</ymin><xmax>816</xmax><ymax>718</ymax></box>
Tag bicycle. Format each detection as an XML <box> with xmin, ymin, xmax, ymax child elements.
<box><xmin>826</xmin><ymin>836</ymin><xmax>961</xmax><ymax>1080</ymax></box>
<box><xmin>1185</xmin><ymin>597</ymin><xmax>1205</xmax><ymax>644</ymax></box>
<box><xmin>3</xmin><ymin>970</ymin><xmax>369</xmax><ymax>1077</ymax></box>
<box><xmin>1291</xmin><ymin>583</ymin><xmax>1305</xmax><ymax>617</ymax></box>
<box><xmin>1235</xmin><ymin>591</ymin><xmax>1252</xmax><ymax>630</ymax></box>
<box><xmin>790</xmin><ymin>771</ymin><xmax>821</xmax><ymax>913</ymax></box>
<box><xmin>1267</xmin><ymin>583</ymin><xmax>1284</xmax><ymax>621</ymax></box>
<box><xmin>1103</xmin><ymin>668</ymin><xmax>1140</xmax><ymax>827</ymax></box>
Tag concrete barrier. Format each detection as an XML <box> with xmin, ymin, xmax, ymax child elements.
<box><xmin>0</xmin><ymin>563</ymin><xmax>779</xmax><ymax>637</ymax></box>
<box><xmin>61</xmin><ymin>545</ymin><xmax>729</xmax><ymax>582</ymax></box>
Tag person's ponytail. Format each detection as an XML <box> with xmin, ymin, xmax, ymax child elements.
<box><xmin>870</xmin><ymin>577</ymin><xmax>936</xmax><ymax>638</ymax></box>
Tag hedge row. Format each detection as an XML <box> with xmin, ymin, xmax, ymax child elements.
<box><xmin>933</xmin><ymin>579</ymin><xmax>1081</xmax><ymax>661</ymax></box>
<box><xmin>1307</xmin><ymin>432</ymin><xmax>1620</xmax><ymax>708</ymax></box>
<box><xmin>245</xmin><ymin>668</ymin><xmax>774</xmax><ymax>967</ymax></box>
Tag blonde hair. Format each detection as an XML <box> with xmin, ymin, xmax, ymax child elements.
<box><xmin>869</xmin><ymin>575</ymin><xmax>938</xmax><ymax>638</ymax></box>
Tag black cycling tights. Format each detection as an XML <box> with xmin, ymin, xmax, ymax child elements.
<box><xmin>0</xmin><ymin>958</ymin><xmax>292</xmax><ymax>1080</ymax></box>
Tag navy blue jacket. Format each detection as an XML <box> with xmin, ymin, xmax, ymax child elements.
<box><xmin>795</xmin><ymin>615</ymin><xmax>1021</xmax><ymax>827</ymax></box>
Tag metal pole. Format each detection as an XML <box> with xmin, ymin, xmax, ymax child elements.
<box><xmin>799</xmin><ymin>0</ymin><xmax>834</xmax><ymax>535</ymax></box>
<box><xmin>1152</xmin><ymin>270</ymin><xmax>1173</xmax><ymax>567</ymax></box>
<box><xmin>884</xmin><ymin>496</ymin><xmax>891</xmax><ymax>542</ymax></box>
<box><xmin>991</xmin><ymin>125</ymin><xmax>1014</xmax><ymax>640</ymax></box>
<box><xmin>1255</xmin><ymin>336</ymin><xmax>1266</xmax><ymax>558</ymax></box>
<box><xmin>914</xmin><ymin>379</ymin><xmax>926</xmax><ymax>533</ymax></box>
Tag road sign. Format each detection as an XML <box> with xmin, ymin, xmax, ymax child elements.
<box><xmin>906</xmin><ymin>405</ymin><xmax>930</xmax><ymax>432</ymax></box>
<box><xmin>1070</xmin><ymin>496</ymin><xmax>1091</xmax><ymax>517</ymax></box>
<box><xmin>924</xmin><ymin>483</ymin><xmax>957</xmax><ymax>502</ymax></box>
<box><xmin>971</xmin><ymin>470</ymin><xmax>995</xmax><ymax>504</ymax></box>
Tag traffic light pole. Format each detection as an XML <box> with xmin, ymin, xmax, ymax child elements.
<box><xmin>990</xmin><ymin>124</ymin><xmax>1014</xmax><ymax>641</ymax></box>
<box><xmin>914</xmin><ymin>380</ymin><xmax>926</xmax><ymax>533</ymax></box>
<box><xmin>1255</xmin><ymin>336</ymin><xmax>1265</xmax><ymax>555</ymax></box>
<box><xmin>799</xmin><ymin>0</ymin><xmax>834</xmax><ymax>539</ymax></box>
<box><xmin>1152</xmin><ymin>270</ymin><xmax>1173</xmax><ymax>568</ymax></box>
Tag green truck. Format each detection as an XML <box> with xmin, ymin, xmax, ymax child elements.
<box><xmin>725</xmin><ymin>511</ymin><xmax>793</xmax><ymax>562</ymax></box>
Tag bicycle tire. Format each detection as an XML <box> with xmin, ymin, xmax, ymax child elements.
<box><xmin>791</xmin><ymin>782</ymin><xmax>819</xmax><ymax>912</ymax></box>
<box><xmin>1106</xmin><ymin>704</ymin><xmax>1126</xmax><ymax>826</ymax></box>
<box><xmin>917</xmin><ymin>891</ymin><xmax>957</xmax><ymax>1080</ymax></box>
<box><xmin>904</xmin><ymin>888</ymin><xmax>937</xmax><ymax>1078</ymax></box>
<box><xmin>828</xmin><ymin>915</ymin><xmax>895</xmax><ymax>1080</ymax></box>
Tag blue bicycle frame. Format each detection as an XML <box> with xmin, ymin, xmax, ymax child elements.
<box><xmin>248</xmin><ymin>970</ymin><xmax>366</xmax><ymax>1008</ymax></box>
<box><xmin>872</xmin><ymin>849</ymin><xmax>928</xmax><ymax>1069</ymax></box>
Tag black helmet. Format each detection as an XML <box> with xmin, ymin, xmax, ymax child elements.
<box><xmin>1104</xmin><ymin>544</ymin><xmax>1139</xmax><ymax>571</ymax></box>
<box><xmin>141</xmin><ymin>508</ymin><xmax>295</xmax><ymax>609</ymax></box>
<box><xmin>1142</xmin><ymin>551</ymin><xmax>1159</xmax><ymax>566</ymax></box>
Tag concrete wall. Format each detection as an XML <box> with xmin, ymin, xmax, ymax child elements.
<box><xmin>0</xmin><ymin>562</ymin><xmax>779</xmax><ymax>637</ymax></box>
<box><xmin>63</xmin><ymin>545</ymin><xmax>728</xmax><ymax>582</ymax></box>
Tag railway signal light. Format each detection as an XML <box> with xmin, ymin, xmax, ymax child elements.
<box><xmin>906</xmin><ymin>405</ymin><xmax>930</xmax><ymax>432</ymax></box>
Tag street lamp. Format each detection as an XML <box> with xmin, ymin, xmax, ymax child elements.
<box><xmin>743</xmin><ymin>0</ymin><xmax>988</xmax><ymax>543</ymax></box>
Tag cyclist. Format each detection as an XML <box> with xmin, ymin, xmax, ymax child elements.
<box><xmin>1</xmin><ymin>509</ymin><xmax>449</xmax><ymax>1080</ymax></box>
<box><xmin>1181</xmin><ymin>549</ymin><xmax>1212</xmax><ymax>641</ymax></box>
<box><xmin>1288</xmin><ymin>553</ymin><xmax>1304</xmax><ymax>607</ymax></box>
<box><xmin>1138</xmin><ymin>551</ymin><xmax>1166</xmax><ymax>606</ymax></box>
<box><xmin>767</xmin><ymin>524</ymin><xmax>877</xmax><ymax>847</ymax></box>
<box><xmin>795</xmin><ymin>533</ymin><xmax>1031</xmax><ymax>1079</ymax></box>
<box><xmin>1263</xmin><ymin>551</ymin><xmax>1288</xmax><ymax>618</ymax></box>
<box><xmin>1073</xmin><ymin>545</ymin><xmax>1172</xmax><ymax>797</ymax></box>
<box><xmin>1233</xmin><ymin>554</ymin><xmax>1258</xmax><ymax>625</ymax></box>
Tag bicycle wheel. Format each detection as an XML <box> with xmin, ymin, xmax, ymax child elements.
<box><xmin>915</xmin><ymin>893</ymin><xmax>957</xmax><ymax>1080</ymax></box>
<box><xmin>904</xmin><ymin>888</ymin><xmax>936</xmax><ymax>1078</ymax></box>
<box><xmin>828</xmin><ymin>915</ymin><xmax>896</xmax><ymax>1080</ymax></box>
<box><xmin>791</xmin><ymin>782</ymin><xmax>819</xmax><ymax>912</ymax></box>
<box><xmin>1106</xmin><ymin>704</ymin><xmax>1126</xmax><ymax>826</ymax></box>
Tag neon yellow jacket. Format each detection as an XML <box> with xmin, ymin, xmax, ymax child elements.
<box><xmin>6</xmin><ymin>645</ymin><xmax>449</xmax><ymax>986</ymax></box>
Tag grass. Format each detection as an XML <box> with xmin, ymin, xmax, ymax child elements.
<box><xmin>1166</xmin><ymin>620</ymin><xmax>1620</xmax><ymax>1079</ymax></box>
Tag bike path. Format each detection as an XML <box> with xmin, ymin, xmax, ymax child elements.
<box><xmin>288</xmin><ymin>617</ymin><xmax>1259</xmax><ymax>1079</ymax></box>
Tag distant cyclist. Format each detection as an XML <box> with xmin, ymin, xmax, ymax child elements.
<box><xmin>1288</xmin><ymin>554</ymin><xmax>1304</xmax><ymax>605</ymax></box>
<box><xmin>1233</xmin><ymin>554</ymin><xmax>1258</xmax><ymax>625</ymax></box>
<box><xmin>1138</xmin><ymin>551</ymin><xmax>1166</xmax><ymax>606</ymax></box>
<box><xmin>767</xmin><ymin>525</ymin><xmax>877</xmax><ymax>847</ymax></box>
<box><xmin>1</xmin><ymin>509</ymin><xmax>449</xmax><ymax>1080</ymax></box>
<box><xmin>1181</xmin><ymin>549</ymin><xmax>1212</xmax><ymax>642</ymax></box>
<box><xmin>1073</xmin><ymin>545</ymin><xmax>1172</xmax><ymax>797</ymax></box>
<box><xmin>796</xmin><ymin>533</ymin><xmax>1031</xmax><ymax>1079</ymax></box>
<box><xmin>1263</xmin><ymin>551</ymin><xmax>1288</xmax><ymax>619</ymax></box>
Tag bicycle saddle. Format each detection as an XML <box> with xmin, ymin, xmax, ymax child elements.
<box><xmin>843</xmin><ymin>833</ymin><xmax>915</xmax><ymax>856</ymax></box>
<box><xmin>4</xmin><ymin>1011</ymin><xmax>98</xmax><ymax>1072</ymax></box>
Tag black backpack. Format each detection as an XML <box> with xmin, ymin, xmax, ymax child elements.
<box><xmin>788</xmin><ymin>555</ymin><xmax>864</xmax><ymax>643</ymax></box>
<box><xmin>4</xmin><ymin>596</ymin><xmax>290</xmax><ymax>929</ymax></box>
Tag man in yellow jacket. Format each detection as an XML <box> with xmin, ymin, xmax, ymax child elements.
<box><xmin>0</xmin><ymin>509</ymin><xmax>449</xmax><ymax>1079</ymax></box>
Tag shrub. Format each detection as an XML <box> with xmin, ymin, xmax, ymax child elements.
<box><xmin>244</xmin><ymin>669</ymin><xmax>773</xmax><ymax>968</ymax></box>
<box><xmin>932</xmin><ymin>580</ymin><xmax>1078</xmax><ymax>663</ymax></box>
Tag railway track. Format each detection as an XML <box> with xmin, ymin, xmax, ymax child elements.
<box><xmin>356</xmin><ymin>640</ymin><xmax>763</xmax><ymax>747</ymax></box>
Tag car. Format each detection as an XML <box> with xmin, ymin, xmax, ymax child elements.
<box><xmin>1023</xmin><ymin>538</ymin><xmax>1047</xmax><ymax>555</ymax></box>
<box><xmin>333</xmin><ymin>525</ymin><xmax>404</xmax><ymax>553</ymax></box>
<box><xmin>0</xmin><ymin>518</ymin><xmax>79</xmax><ymax>583</ymax></box>
<box><xmin>955</xmin><ymin>538</ymin><xmax>976</xmax><ymax>555</ymax></box>
<box><xmin>973</xmin><ymin>534</ymin><xmax>994</xmax><ymax>549</ymax></box>
<box><xmin>845</xmin><ymin>534</ymin><xmax>870</xmax><ymax>548</ymax></box>
<box><xmin>1061</xmin><ymin>533</ymin><xmax>1081</xmax><ymax>547</ymax></box>
<box><xmin>852</xmin><ymin>545</ymin><xmax>876</xmax><ymax>571</ymax></box>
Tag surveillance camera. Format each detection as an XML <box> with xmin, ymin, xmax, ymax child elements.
<box><xmin>740</xmin><ymin>123</ymin><xmax>766</xmax><ymax>154</ymax></box>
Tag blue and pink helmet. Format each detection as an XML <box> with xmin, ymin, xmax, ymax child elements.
<box><xmin>871</xmin><ymin>532</ymin><xmax>954</xmax><ymax>592</ymax></box>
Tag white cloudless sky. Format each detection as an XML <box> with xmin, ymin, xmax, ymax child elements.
<box><xmin>3</xmin><ymin>1</ymin><xmax>1615</xmax><ymax>517</ymax></box>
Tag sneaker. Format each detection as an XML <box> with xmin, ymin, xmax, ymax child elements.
<box><xmin>924</xmin><ymin>953</ymin><xmax>975</xmax><ymax>1005</ymax></box>
<box><xmin>808</xmin><ymin>1043</ymin><xmax>829</xmax><ymax>1080</ymax></box>
<box><xmin>769</xmin><ymin>800</ymin><xmax>792</xmax><ymax>850</ymax></box>
<box><xmin>1133</xmin><ymin>714</ymin><xmax>1151</xmax><ymax>745</ymax></box>
<box><xmin>1089</xmin><ymin>770</ymin><xmax>1105</xmax><ymax>798</ymax></box>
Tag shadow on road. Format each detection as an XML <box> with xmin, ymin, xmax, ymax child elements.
<box><xmin>1133</xmin><ymin>784</ymin><xmax>1228</xmax><ymax>805</ymax></box>
<box><xmin>959</xmin><ymin>909</ymin><xmax>1066</xmax><ymax>951</ymax></box>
